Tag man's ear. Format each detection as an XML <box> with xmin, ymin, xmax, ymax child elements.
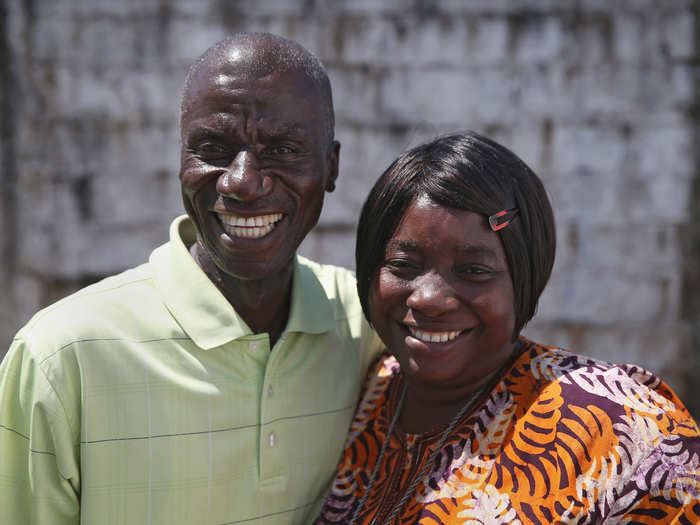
<box><xmin>325</xmin><ymin>140</ymin><xmax>340</xmax><ymax>193</ymax></box>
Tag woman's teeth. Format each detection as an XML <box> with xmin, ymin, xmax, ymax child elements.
<box><xmin>408</xmin><ymin>327</ymin><xmax>462</xmax><ymax>343</ymax></box>
<box><xmin>218</xmin><ymin>213</ymin><xmax>283</xmax><ymax>239</ymax></box>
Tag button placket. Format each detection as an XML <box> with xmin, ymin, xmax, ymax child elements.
<box><xmin>259</xmin><ymin>334</ymin><xmax>286</xmax><ymax>483</ymax></box>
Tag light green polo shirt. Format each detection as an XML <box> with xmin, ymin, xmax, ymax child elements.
<box><xmin>0</xmin><ymin>215</ymin><xmax>381</xmax><ymax>525</ymax></box>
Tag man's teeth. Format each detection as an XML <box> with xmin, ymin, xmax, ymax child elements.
<box><xmin>218</xmin><ymin>213</ymin><xmax>283</xmax><ymax>239</ymax></box>
<box><xmin>408</xmin><ymin>327</ymin><xmax>462</xmax><ymax>343</ymax></box>
<box><xmin>219</xmin><ymin>213</ymin><xmax>282</xmax><ymax>227</ymax></box>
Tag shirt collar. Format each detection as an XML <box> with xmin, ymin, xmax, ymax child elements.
<box><xmin>285</xmin><ymin>254</ymin><xmax>336</xmax><ymax>335</ymax></box>
<box><xmin>150</xmin><ymin>215</ymin><xmax>335</xmax><ymax>350</ymax></box>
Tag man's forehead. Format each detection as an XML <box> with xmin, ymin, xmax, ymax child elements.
<box><xmin>190</xmin><ymin>40</ymin><xmax>315</xmax><ymax>91</ymax></box>
<box><xmin>188</xmin><ymin>65</ymin><xmax>318</xmax><ymax>104</ymax></box>
<box><xmin>182</xmin><ymin>76</ymin><xmax>323</xmax><ymax>138</ymax></box>
<box><xmin>180</xmin><ymin>35</ymin><xmax>333</xmax><ymax>139</ymax></box>
<box><xmin>187</xmin><ymin>112</ymin><xmax>313</xmax><ymax>137</ymax></box>
<box><xmin>200</xmin><ymin>49</ymin><xmax>268</xmax><ymax>83</ymax></box>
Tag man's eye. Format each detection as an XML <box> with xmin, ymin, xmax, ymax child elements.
<box><xmin>198</xmin><ymin>143</ymin><xmax>228</xmax><ymax>155</ymax></box>
<box><xmin>267</xmin><ymin>144</ymin><xmax>296</xmax><ymax>156</ymax></box>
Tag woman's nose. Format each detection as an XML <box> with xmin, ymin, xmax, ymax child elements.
<box><xmin>216</xmin><ymin>150</ymin><xmax>273</xmax><ymax>201</ymax></box>
<box><xmin>406</xmin><ymin>272</ymin><xmax>460</xmax><ymax>316</ymax></box>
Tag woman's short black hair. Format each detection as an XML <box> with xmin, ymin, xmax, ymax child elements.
<box><xmin>355</xmin><ymin>131</ymin><xmax>556</xmax><ymax>340</ymax></box>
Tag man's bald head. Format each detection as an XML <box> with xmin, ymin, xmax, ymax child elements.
<box><xmin>181</xmin><ymin>33</ymin><xmax>335</xmax><ymax>141</ymax></box>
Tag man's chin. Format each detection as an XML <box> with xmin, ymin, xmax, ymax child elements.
<box><xmin>211</xmin><ymin>247</ymin><xmax>296</xmax><ymax>283</ymax></box>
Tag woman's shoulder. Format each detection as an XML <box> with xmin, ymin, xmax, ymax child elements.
<box><xmin>511</xmin><ymin>338</ymin><xmax>698</xmax><ymax>434</ymax></box>
<box><xmin>356</xmin><ymin>351</ymin><xmax>400</xmax><ymax>399</ymax></box>
<box><xmin>345</xmin><ymin>352</ymin><xmax>400</xmax><ymax>439</ymax></box>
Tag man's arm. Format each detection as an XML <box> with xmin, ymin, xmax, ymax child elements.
<box><xmin>0</xmin><ymin>338</ymin><xmax>80</xmax><ymax>524</ymax></box>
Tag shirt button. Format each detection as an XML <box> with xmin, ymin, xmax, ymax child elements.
<box><xmin>269</xmin><ymin>432</ymin><xmax>277</xmax><ymax>447</ymax></box>
<box><xmin>249</xmin><ymin>340</ymin><xmax>260</xmax><ymax>351</ymax></box>
<box><xmin>267</xmin><ymin>384</ymin><xmax>273</xmax><ymax>397</ymax></box>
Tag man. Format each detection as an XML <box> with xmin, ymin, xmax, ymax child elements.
<box><xmin>0</xmin><ymin>33</ymin><xmax>380</xmax><ymax>524</ymax></box>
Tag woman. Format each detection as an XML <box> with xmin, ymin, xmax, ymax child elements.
<box><xmin>315</xmin><ymin>132</ymin><xmax>700</xmax><ymax>524</ymax></box>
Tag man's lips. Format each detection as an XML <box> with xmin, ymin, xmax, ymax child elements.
<box><xmin>216</xmin><ymin>212</ymin><xmax>283</xmax><ymax>239</ymax></box>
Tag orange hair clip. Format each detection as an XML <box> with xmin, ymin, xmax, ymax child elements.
<box><xmin>488</xmin><ymin>208</ymin><xmax>519</xmax><ymax>231</ymax></box>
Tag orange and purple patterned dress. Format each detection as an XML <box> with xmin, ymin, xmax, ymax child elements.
<box><xmin>315</xmin><ymin>339</ymin><xmax>700</xmax><ymax>524</ymax></box>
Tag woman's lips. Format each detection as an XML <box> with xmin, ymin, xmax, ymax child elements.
<box><xmin>407</xmin><ymin>326</ymin><xmax>464</xmax><ymax>343</ymax></box>
<box><xmin>402</xmin><ymin>325</ymin><xmax>471</xmax><ymax>374</ymax></box>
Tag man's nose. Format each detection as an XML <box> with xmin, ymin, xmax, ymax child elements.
<box><xmin>406</xmin><ymin>272</ymin><xmax>460</xmax><ymax>317</ymax></box>
<box><xmin>216</xmin><ymin>150</ymin><xmax>273</xmax><ymax>201</ymax></box>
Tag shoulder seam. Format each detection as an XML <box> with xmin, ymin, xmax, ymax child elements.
<box><xmin>38</xmin><ymin>336</ymin><xmax>192</xmax><ymax>366</ymax></box>
<box><xmin>26</xmin><ymin>276</ymin><xmax>154</xmax><ymax>328</ymax></box>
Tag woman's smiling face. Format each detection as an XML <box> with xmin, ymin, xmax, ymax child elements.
<box><xmin>369</xmin><ymin>196</ymin><xmax>517</xmax><ymax>393</ymax></box>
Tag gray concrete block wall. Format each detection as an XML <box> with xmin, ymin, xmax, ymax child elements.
<box><xmin>2</xmin><ymin>0</ymin><xmax>698</xmax><ymax>414</ymax></box>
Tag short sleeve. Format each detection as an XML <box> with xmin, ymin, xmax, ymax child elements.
<box><xmin>599</xmin><ymin>372</ymin><xmax>700</xmax><ymax>523</ymax></box>
<box><xmin>0</xmin><ymin>337</ymin><xmax>81</xmax><ymax>524</ymax></box>
<box><xmin>613</xmin><ymin>428</ymin><xmax>700</xmax><ymax>523</ymax></box>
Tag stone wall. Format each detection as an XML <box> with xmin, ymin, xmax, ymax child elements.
<box><xmin>2</xmin><ymin>0</ymin><xmax>698</xmax><ymax>415</ymax></box>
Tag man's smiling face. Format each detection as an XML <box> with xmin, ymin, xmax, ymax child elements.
<box><xmin>179</xmin><ymin>63</ymin><xmax>338</xmax><ymax>282</ymax></box>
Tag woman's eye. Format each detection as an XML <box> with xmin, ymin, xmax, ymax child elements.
<box><xmin>384</xmin><ymin>259</ymin><xmax>419</xmax><ymax>274</ymax></box>
<box><xmin>458</xmin><ymin>265</ymin><xmax>492</xmax><ymax>279</ymax></box>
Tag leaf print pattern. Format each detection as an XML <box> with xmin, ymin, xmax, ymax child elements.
<box><xmin>457</xmin><ymin>484</ymin><xmax>522</xmax><ymax>524</ymax></box>
<box><xmin>315</xmin><ymin>339</ymin><xmax>700</xmax><ymax>524</ymax></box>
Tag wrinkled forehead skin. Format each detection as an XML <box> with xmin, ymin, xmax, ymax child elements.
<box><xmin>180</xmin><ymin>33</ymin><xmax>333</xmax><ymax>139</ymax></box>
